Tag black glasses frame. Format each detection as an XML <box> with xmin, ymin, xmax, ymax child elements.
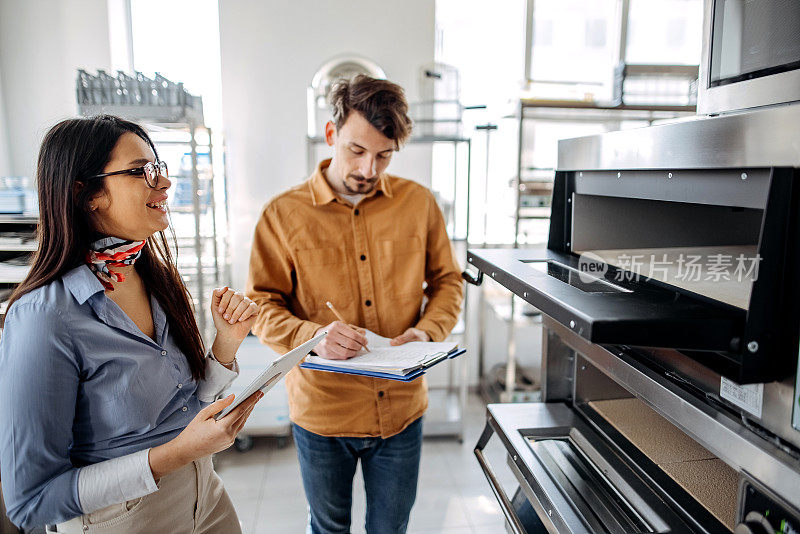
<box><xmin>82</xmin><ymin>160</ymin><xmax>168</xmax><ymax>189</ymax></box>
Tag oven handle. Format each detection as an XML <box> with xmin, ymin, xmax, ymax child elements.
<box><xmin>462</xmin><ymin>268</ymin><xmax>484</xmax><ymax>286</ymax></box>
<box><xmin>474</xmin><ymin>422</ymin><xmax>526</xmax><ymax>534</ymax></box>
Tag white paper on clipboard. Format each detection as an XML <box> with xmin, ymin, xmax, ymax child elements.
<box><xmin>214</xmin><ymin>331</ymin><xmax>328</xmax><ymax>420</ymax></box>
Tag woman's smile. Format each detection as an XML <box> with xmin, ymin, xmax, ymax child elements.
<box><xmin>146</xmin><ymin>195</ymin><xmax>169</xmax><ymax>213</ymax></box>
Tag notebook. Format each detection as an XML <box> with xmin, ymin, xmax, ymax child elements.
<box><xmin>300</xmin><ymin>330</ymin><xmax>461</xmax><ymax>379</ymax></box>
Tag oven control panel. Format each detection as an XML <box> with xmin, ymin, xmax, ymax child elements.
<box><xmin>737</xmin><ymin>479</ymin><xmax>800</xmax><ymax>534</ymax></box>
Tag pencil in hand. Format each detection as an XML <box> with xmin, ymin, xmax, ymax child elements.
<box><xmin>326</xmin><ymin>301</ymin><xmax>369</xmax><ymax>351</ymax></box>
<box><xmin>325</xmin><ymin>301</ymin><xmax>346</xmax><ymax>323</ymax></box>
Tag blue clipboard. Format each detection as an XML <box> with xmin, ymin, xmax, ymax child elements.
<box><xmin>299</xmin><ymin>348</ymin><xmax>466</xmax><ymax>382</ymax></box>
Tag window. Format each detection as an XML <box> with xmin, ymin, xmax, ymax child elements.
<box><xmin>585</xmin><ymin>18</ymin><xmax>608</xmax><ymax>48</ymax></box>
<box><xmin>529</xmin><ymin>0</ymin><xmax>620</xmax><ymax>102</ymax></box>
<box><xmin>435</xmin><ymin>0</ymin><xmax>527</xmax><ymax>243</ymax></box>
<box><xmin>130</xmin><ymin>0</ymin><xmax>224</xmax><ymax>132</ymax></box>
<box><xmin>625</xmin><ymin>0</ymin><xmax>703</xmax><ymax>65</ymax></box>
<box><xmin>535</xmin><ymin>19</ymin><xmax>555</xmax><ymax>47</ymax></box>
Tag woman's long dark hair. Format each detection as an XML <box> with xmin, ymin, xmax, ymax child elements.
<box><xmin>8</xmin><ymin>115</ymin><xmax>206</xmax><ymax>380</ymax></box>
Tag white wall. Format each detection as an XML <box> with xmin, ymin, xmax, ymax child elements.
<box><xmin>219</xmin><ymin>0</ymin><xmax>435</xmax><ymax>289</ymax></box>
<box><xmin>0</xmin><ymin>0</ymin><xmax>113</xmax><ymax>179</ymax></box>
<box><xmin>0</xmin><ymin>66</ymin><xmax>11</xmax><ymax>177</ymax></box>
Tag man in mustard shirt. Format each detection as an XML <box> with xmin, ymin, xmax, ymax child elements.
<box><xmin>246</xmin><ymin>75</ymin><xmax>463</xmax><ymax>533</ymax></box>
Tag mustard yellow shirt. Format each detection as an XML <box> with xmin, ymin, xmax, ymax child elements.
<box><xmin>246</xmin><ymin>159</ymin><xmax>464</xmax><ymax>438</ymax></box>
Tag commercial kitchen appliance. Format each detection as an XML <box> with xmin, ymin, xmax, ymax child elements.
<box><xmin>469</xmin><ymin>2</ymin><xmax>800</xmax><ymax>531</ymax></box>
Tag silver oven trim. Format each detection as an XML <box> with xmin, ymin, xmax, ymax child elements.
<box><xmin>542</xmin><ymin>315</ymin><xmax>800</xmax><ymax>509</ymax></box>
<box><xmin>474</xmin><ymin>445</ymin><xmax>527</xmax><ymax>534</ymax></box>
<box><xmin>697</xmin><ymin>0</ymin><xmax>800</xmax><ymax>115</ymax></box>
<box><xmin>557</xmin><ymin>103</ymin><xmax>800</xmax><ymax>171</ymax></box>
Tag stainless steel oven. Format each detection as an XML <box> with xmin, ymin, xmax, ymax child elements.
<box><xmin>698</xmin><ymin>0</ymin><xmax>800</xmax><ymax>114</ymax></box>
<box><xmin>468</xmin><ymin>104</ymin><xmax>800</xmax><ymax>533</ymax></box>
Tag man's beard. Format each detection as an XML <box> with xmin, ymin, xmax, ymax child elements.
<box><xmin>344</xmin><ymin>174</ymin><xmax>378</xmax><ymax>194</ymax></box>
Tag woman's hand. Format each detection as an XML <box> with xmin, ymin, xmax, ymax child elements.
<box><xmin>148</xmin><ymin>392</ymin><xmax>262</xmax><ymax>480</ymax></box>
<box><xmin>211</xmin><ymin>287</ymin><xmax>258</xmax><ymax>342</ymax></box>
<box><xmin>211</xmin><ymin>287</ymin><xmax>258</xmax><ymax>364</ymax></box>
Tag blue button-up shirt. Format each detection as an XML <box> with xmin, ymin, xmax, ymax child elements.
<box><xmin>0</xmin><ymin>265</ymin><xmax>236</xmax><ymax>528</ymax></box>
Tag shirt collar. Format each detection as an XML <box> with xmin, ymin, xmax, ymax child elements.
<box><xmin>308</xmin><ymin>158</ymin><xmax>394</xmax><ymax>207</ymax></box>
<box><xmin>63</xmin><ymin>264</ymin><xmax>106</xmax><ymax>305</ymax></box>
<box><xmin>63</xmin><ymin>263</ymin><xmax>167</xmax><ymax>348</ymax></box>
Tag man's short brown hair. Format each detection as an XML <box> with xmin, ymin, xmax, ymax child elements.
<box><xmin>328</xmin><ymin>75</ymin><xmax>413</xmax><ymax>147</ymax></box>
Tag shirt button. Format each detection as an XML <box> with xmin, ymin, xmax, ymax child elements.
<box><xmin>365</xmin><ymin>299</ymin><xmax>372</xmax><ymax>306</ymax></box>
<box><xmin>161</xmin><ymin>350</ymin><xmax>167</xmax><ymax>356</ymax></box>
<box><xmin>177</xmin><ymin>383</ymin><xmax>183</xmax><ymax>389</ymax></box>
<box><xmin>378</xmin><ymin>391</ymin><xmax>385</xmax><ymax>398</ymax></box>
<box><xmin>360</xmin><ymin>254</ymin><xmax>366</xmax><ymax>261</ymax></box>
<box><xmin>354</xmin><ymin>209</ymin><xmax>360</xmax><ymax>216</ymax></box>
<box><xmin>182</xmin><ymin>406</ymin><xmax>188</xmax><ymax>412</ymax></box>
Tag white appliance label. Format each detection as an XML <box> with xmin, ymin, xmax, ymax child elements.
<box><xmin>720</xmin><ymin>378</ymin><xmax>763</xmax><ymax>418</ymax></box>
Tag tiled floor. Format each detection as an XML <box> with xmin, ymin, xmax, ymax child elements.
<box><xmin>215</xmin><ymin>394</ymin><xmax>519</xmax><ymax>534</ymax></box>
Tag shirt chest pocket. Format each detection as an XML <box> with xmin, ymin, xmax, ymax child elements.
<box><xmin>378</xmin><ymin>236</ymin><xmax>426</xmax><ymax>299</ymax></box>
<box><xmin>294</xmin><ymin>246</ymin><xmax>355</xmax><ymax>310</ymax></box>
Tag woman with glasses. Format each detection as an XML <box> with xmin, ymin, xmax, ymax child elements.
<box><xmin>0</xmin><ymin>115</ymin><xmax>261</xmax><ymax>533</ymax></box>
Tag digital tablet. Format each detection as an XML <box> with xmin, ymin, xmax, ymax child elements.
<box><xmin>214</xmin><ymin>331</ymin><xmax>328</xmax><ymax>420</ymax></box>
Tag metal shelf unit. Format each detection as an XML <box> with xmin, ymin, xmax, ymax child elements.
<box><xmin>79</xmin><ymin>104</ymin><xmax>227</xmax><ymax>341</ymax></box>
<box><xmin>0</xmin><ymin>215</ymin><xmax>38</xmax><ymax>326</ymax></box>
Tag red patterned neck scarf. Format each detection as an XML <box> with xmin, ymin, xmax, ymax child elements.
<box><xmin>86</xmin><ymin>237</ymin><xmax>146</xmax><ymax>290</ymax></box>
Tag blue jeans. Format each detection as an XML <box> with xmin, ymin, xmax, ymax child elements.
<box><xmin>292</xmin><ymin>418</ymin><xmax>423</xmax><ymax>534</ymax></box>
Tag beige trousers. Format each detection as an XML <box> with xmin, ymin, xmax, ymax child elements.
<box><xmin>51</xmin><ymin>456</ymin><xmax>240</xmax><ymax>534</ymax></box>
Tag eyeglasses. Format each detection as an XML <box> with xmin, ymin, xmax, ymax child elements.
<box><xmin>83</xmin><ymin>160</ymin><xmax>168</xmax><ymax>189</ymax></box>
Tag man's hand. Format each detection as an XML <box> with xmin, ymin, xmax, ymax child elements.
<box><xmin>390</xmin><ymin>327</ymin><xmax>430</xmax><ymax>346</ymax></box>
<box><xmin>314</xmin><ymin>321</ymin><xmax>368</xmax><ymax>360</ymax></box>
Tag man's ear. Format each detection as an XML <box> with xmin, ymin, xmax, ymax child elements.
<box><xmin>324</xmin><ymin>121</ymin><xmax>336</xmax><ymax>147</ymax></box>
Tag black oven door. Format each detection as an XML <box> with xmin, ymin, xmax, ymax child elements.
<box><xmin>468</xmin><ymin>247</ymin><xmax>745</xmax><ymax>354</ymax></box>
